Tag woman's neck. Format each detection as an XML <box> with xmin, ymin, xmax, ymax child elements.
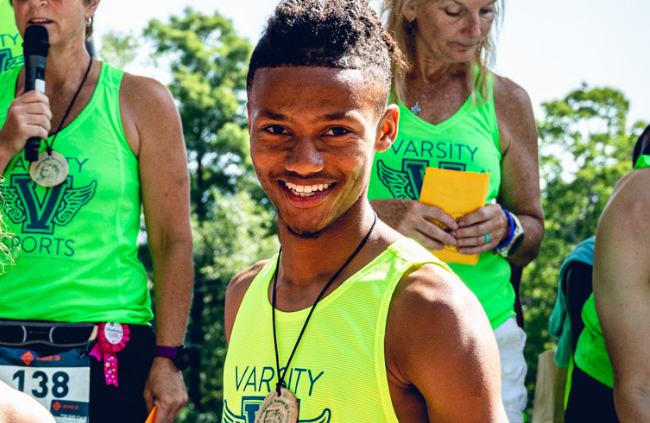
<box><xmin>42</xmin><ymin>42</ymin><xmax>92</xmax><ymax>89</ymax></box>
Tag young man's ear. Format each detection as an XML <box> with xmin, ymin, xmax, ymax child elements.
<box><xmin>375</xmin><ymin>104</ymin><xmax>400</xmax><ymax>153</ymax></box>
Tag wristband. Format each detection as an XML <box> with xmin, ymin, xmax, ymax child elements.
<box><xmin>494</xmin><ymin>209</ymin><xmax>515</xmax><ymax>254</ymax></box>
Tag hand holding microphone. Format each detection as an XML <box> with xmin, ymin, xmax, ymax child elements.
<box><xmin>23</xmin><ymin>25</ymin><xmax>50</xmax><ymax>162</ymax></box>
<box><xmin>0</xmin><ymin>25</ymin><xmax>52</xmax><ymax>163</ymax></box>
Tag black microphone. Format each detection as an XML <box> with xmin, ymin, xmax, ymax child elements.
<box><xmin>23</xmin><ymin>25</ymin><xmax>49</xmax><ymax>162</ymax></box>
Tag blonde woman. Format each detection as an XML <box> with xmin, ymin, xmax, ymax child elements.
<box><xmin>368</xmin><ymin>1</ymin><xmax>544</xmax><ymax>421</ymax></box>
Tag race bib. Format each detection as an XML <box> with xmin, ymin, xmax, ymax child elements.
<box><xmin>0</xmin><ymin>346</ymin><xmax>90</xmax><ymax>423</ymax></box>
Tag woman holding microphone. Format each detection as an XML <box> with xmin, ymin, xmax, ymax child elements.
<box><xmin>0</xmin><ymin>1</ymin><xmax>192</xmax><ymax>422</ymax></box>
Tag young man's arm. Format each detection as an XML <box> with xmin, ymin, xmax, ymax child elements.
<box><xmin>386</xmin><ymin>263</ymin><xmax>508</xmax><ymax>423</ymax></box>
<box><xmin>594</xmin><ymin>169</ymin><xmax>650</xmax><ymax>422</ymax></box>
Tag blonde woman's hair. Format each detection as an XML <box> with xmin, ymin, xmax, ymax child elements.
<box><xmin>382</xmin><ymin>0</ymin><xmax>502</xmax><ymax>104</ymax></box>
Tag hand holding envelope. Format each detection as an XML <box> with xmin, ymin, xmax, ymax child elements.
<box><xmin>419</xmin><ymin>167</ymin><xmax>490</xmax><ymax>265</ymax></box>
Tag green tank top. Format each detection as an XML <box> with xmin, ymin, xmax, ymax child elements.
<box><xmin>222</xmin><ymin>238</ymin><xmax>454</xmax><ymax>422</ymax></box>
<box><xmin>368</xmin><ymin>75</ymin><xmax>514</xmax><ymax>329</ymax></box>
<box><xmin>0</xmin><ymin>63</ymin><xmax>152</xmax><ymax>324</ymax></box>
<box><xmin>574</xmin><ymin>154</ymin><xmax>650</xmax><ymax>387</ymax></box>
<box><xmin>0</xmin><ymin>0</ymin><xmax>22</xmax><ymax>73</ymax></box>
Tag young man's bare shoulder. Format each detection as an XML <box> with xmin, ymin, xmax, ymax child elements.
<box><xmin>227</xmin><ymin>259</ymin><xmax>271</xmax><ymax>301</ymax></box>
<box><xmin>385</xmin><ymin>261</ymin><xmax>504</xmax><ymax>421</ymax></box>
<box><xmin>386</xmin><ymin>261</ymin><xmax>494</xmax><ymax>369</ymax></box>
<box><xmin>389</xmin><ymin>262</ymin><xmax>484</xmax><ymax>327</ymax></box>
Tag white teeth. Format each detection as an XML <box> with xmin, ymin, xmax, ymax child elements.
<box><xmin>284</xmin><ymin>182</ymin><xmax>331</xmax><ymax>196</ymax></box>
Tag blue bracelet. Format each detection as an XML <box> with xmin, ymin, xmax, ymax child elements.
<box><xmin>496</xmin><ymin>209</ymin><xmax>516</xmax><ymax>249</ymax></box>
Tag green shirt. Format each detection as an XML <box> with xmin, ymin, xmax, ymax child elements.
<box><xmin>0</xmin><ymin>63</ymin><xmax>152</xmax><ymax>324</ymax></box>
<box><xmin>0</xmin><ymin>0</ymin><xmax>22</xmax><ymax>73</ymax></box>
<box><xmin>223</xmin><ymin>238</ymin><xmax>455</xmax><ymax>422</ymax></box>
<box><xmin>368</xmin><ymin>75</ymin><xmax>514</xmax><ymax>329</ymax></box>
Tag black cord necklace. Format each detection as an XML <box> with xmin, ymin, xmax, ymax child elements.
<box><xmin>271</xmin><ymin>213</ymin><xmax>378</xmax><ymax>396</ymax></box>
<box><xmin>47</xmin><ymin>54</ymin><xmax>94</xmax><ymax>154</ymax></box>
<box><xmin>29</xmin><ymin>54</ymin><xmax>93</xmax><ymax>188</ymax></box>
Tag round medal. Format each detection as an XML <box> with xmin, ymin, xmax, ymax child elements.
<box><xmin>103</xmin><ymin>322</ymin><xmax>124</xmax><ymax>345</ymax></box>
<box><xmin>254</xmin><ymin>387</ymin><xmax>299</xmax><ymax>423</ymax></box>
<box><xmin>29</xmin><ymin>151</ymin><xmax>69</xmax><ymax>187</ymax></box>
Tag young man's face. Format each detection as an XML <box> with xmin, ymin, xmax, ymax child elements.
<box><xmin>247</xmin><ymin>66</ymin><xmax>397</xmax><ymax>237</ymax></box>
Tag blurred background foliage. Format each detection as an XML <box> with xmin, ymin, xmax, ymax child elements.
<box><xmin>99</xmin><ymin>8</ymin><xmax>648</xmax><ymax>422</ymax></box>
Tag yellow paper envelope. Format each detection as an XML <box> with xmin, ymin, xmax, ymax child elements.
<box><xmin>419</xmin><ymin>167</ymin><xmax>490</xmax><ymax>265</ymax></box>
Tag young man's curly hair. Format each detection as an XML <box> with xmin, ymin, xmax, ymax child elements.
<box><xmin>247</xmin><ymin>0</ymin><xmax>405</xmax><ymax>103</ymax></box>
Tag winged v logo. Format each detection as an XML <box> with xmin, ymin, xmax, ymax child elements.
<box><xmin>2</xmin><ymin>175</ymin><xmax>97</xmax><ymax>235</ymax></box>
<box><xmin>376</xmin><ymin>159</ymin><xmax>429</xmax><ymax>200</ymax></box>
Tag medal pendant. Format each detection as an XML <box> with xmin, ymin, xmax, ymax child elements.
<box><xmin>254</xmin><ymin>387</ymin><xmax>299</xmax><ymax>423</ymax></box>
<box><xmin>29</xmin><ymin>151</ymin><xmax>69</xmax><ymax>187</ymax></box>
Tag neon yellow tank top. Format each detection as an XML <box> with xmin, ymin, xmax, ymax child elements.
<box><xmin>368</xmin><ymin>75</ymin><xmax>514</xmax><ymax>329</ymax></box>
<box><xmin>222</xmin><ymin>238</ymin><xmax>454</xmax><ymax>422</ymax></box>
<box><xmin>0</xmin><ymin>63</ymin><xmax>152</xmax><ymax>324</ymax></box>
<box><xmin>0</xmin><ymin>0</ymin><xmax>23</xmax><ymax>73</ymax></box>
<box><xmin>574</xmin><ymin>154</ymin><xmax>650</xmax><ymax>388</ymax></box>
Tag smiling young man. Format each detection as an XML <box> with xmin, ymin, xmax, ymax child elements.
<box><xmin>222</xmin><ymin>1</ymin><xmax>507</xmax><ymax>422</ymax></box>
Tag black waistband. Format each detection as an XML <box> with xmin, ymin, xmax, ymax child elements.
<box><xmin>0</xmin><ymin>319</ymin><xmax>97</xmax><ymax>348</ymax></box>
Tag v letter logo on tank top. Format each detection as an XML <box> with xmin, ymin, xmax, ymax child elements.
<box><xmin>3</xmin><ymin>175</ymin><xmax>97</xmax><ymax>235</ymax></box>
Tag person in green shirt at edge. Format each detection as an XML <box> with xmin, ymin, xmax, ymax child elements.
<box><xmin>222</xmin><ymin>1</ymin><xmax>508</xmax><ymax>422</ymax></box>
<box><xmin>564</xmin><ymin>124</ymin><xmax>650</xmax><ymax>423</ymax></box>
<box><xmin>367</xmin><ymin>1</ymin><xmax>545</xmax><ymax>421</ymax></box>
<box><xmin>0</xmin><ymin>0</ymin><xmax>23</xmax><ymax>73</ymax></box>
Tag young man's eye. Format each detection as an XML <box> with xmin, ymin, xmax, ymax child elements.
<box><xmin>263</xmin><ymin>125</ymin><xmax>289</xmax><ymax>135</ymax></box>
<box><xmin>324</xmin><ymin>127</ymin><xmax>351</xmax><ymax>136</ymax></box>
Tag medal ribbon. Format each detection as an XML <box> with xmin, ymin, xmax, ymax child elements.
<box><xmin>90</xmin><ymin>322</ymin><xmax>130</xmax><ymax>387</ymax></box>
<box><xmin>44</xmin><ymin>54</ymin><xmax>93</xmax><ymax>156</ymax></box>
<box><xmin>271</xmin><ymin>213</ymin><xmax>378</xmax><ymax>395</ymax></box>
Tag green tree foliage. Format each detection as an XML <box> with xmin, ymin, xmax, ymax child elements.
<box><xmin>178</xmin><ymin>191</ymin><xmax>278</xmax><ymax>423</ymax></box>
<box><xmin>140</xmin><ymin>10</ymin><xmax>279</xmax><ymax>421</ymax></box>
<box><xmin>521</xmin><ymin>84</ymin><xmax>647</xmax><ymax>412</ymax></box>
<box><xmin>144</xmin><ymin>8</ymin><xmax>256</xmax><ymax>220</ymax></box>
<box><xmin>99</xmin><ymin>30</ymin><xmax>139</xmax><ymax>69</ymax></box>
